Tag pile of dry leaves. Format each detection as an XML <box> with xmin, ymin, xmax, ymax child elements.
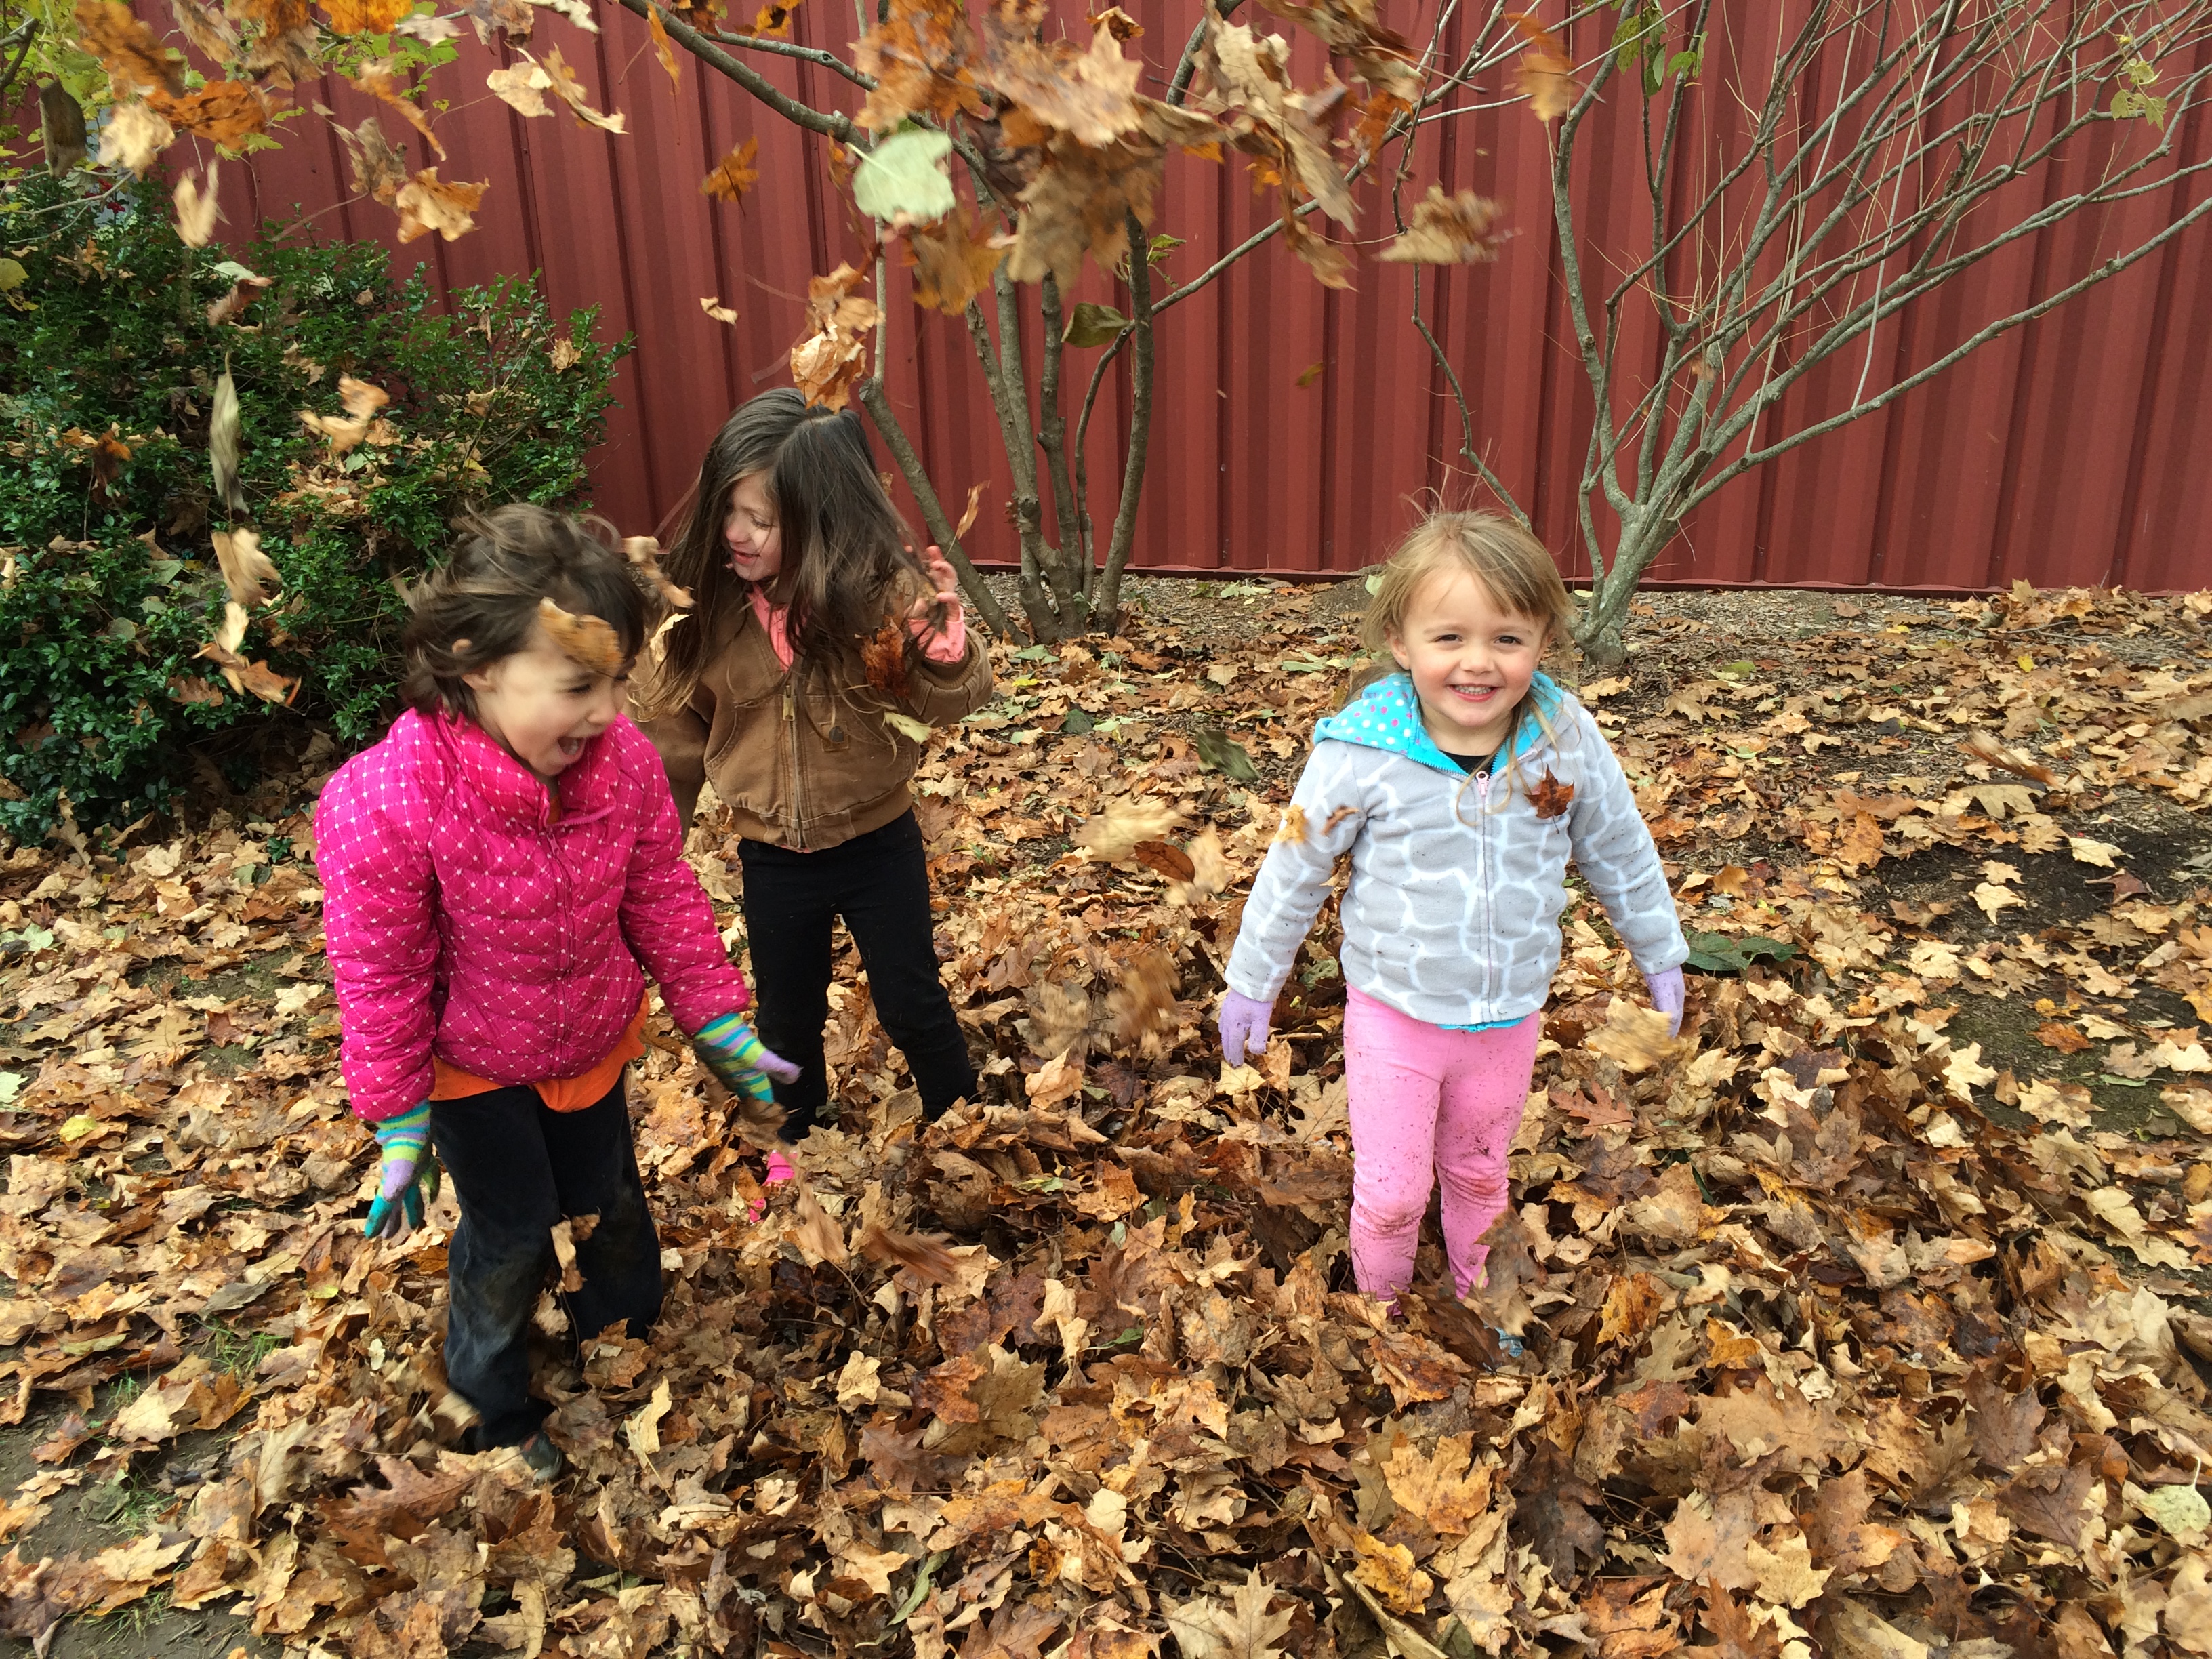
<box><xmin>0</xmin><ymin>579</ymin><xmax>2210</xmax><ymax>1659</ymax></box>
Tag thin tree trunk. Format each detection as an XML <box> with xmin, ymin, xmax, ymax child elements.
<box><xmin>1094</xmin><ymin>211</ymin><xmax>1156</xmax><ymax>630</ymax></box>
<box><xmin>1035</xmin><ymin>274</ymin><xmax>1091</xmax><ymax>581</ymax></box>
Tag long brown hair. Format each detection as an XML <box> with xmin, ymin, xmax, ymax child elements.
<box><xmin>400</xmin><ymin>506</ymin><xmax>655</xmax><ymax>724</ymax></box>
<box><xmin>643</xmin><ymin>389</ymin><xmax>924</xmax><ymax>712</ymax></box>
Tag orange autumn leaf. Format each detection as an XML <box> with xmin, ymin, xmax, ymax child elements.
<box><xmin>752</xmin><ymin>0</ymin><xmax>798</xmax><ymax>35</ymax></box>
<box><xmin>647</xmin><ymin>1</ymin><xmax>681</xmax><ymax>88</ymax></box>
<box><xmin>906</xmin><ymin>199</ymin><xmax>1003</xmax><ymax>314</ymax></box>
<box><xmin>1506</xmin><ymin>10</ymin><xmax>1580</xmax><ymax>121</ymax></box>
<box><xmin>75</xmin><ymin>0</ymin><xmax>183</xmax><ymax>96</ymax></box>
<box><xmin>701</xmin><ymin>136</ymin><xmax>760</xmax><ymax>203</ymax></box>
<box><xmin>320</xmin><ymin>0</ymin><xmax>411</xmax><ymax>33</ymax></box>
<box><xmin>537</xmin><ymin>596</ymin><xmax>626</xmax><ymax>675</ymax></box>
<box><xmin>151</xmin><ymin>81</ymin><xmax>268</xmax><ymax>147</ymax></box>
<box><xmin>1530</xmin><ymin>769</ymin><xmax>1576</xmax><ymax>819</ymax></box>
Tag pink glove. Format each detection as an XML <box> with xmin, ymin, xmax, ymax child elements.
<box><xmin>1218</xmin><ymin>991</ymin><xmax>1273</xmax><ymax>1067</ymax></box>
<box><xmin>1644</xmin><ymin>966</ymin><xmax>1685</xmax><ymax>1038</ymax></box>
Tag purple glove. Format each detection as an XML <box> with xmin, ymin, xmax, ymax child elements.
<box><xmin>1644</xmin><ymin>966</ymin><xmax>1686</xmax><ymax>1038</ymax></box>
<box><xmin>1218</xmin><ymin>991</ymin><xmax>1273</xmax><ymax>1067</ymax></box>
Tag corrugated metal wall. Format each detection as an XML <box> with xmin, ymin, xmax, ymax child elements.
<box><xmin>218</xmin><ymin>0</ymin><xmax>2212</xmax><ymax>590</ymax></box>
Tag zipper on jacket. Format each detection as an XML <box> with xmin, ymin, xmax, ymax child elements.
<box><xmin>1475</xmin><ymin>769</ymin><xmax>1494</xmax><ymax>1015</ymax></box>
<box><xmin>783</xmin><ymin>678</ymin><xmax>807</xmax><ymax>850</ymax></box>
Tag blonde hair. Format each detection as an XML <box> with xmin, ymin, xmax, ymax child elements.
<box><xmin>1358</xmin><ymin>511</ymin><xmax>1579</xmax><ymax>808</ymax></box>
<box><xmin>1360</xmin><ymin>511</ymin><xmax>1577</xmax><ymax>656</ymax></box>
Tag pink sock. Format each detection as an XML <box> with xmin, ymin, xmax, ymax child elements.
<box><xmin>764</xmin><ymin>1150</ymin><xmax>796</xmax><ymax>1185</ymax></box>
<box><xmin>1344</xmin><ymin>988</ymin><xmax>1542</xmax><ymax>1302</ymax></box>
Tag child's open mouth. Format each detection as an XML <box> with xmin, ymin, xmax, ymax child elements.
<box><xmin>556</xmin><ymin>736</ymin><xmax>586</xmax><ymax>761</ymax></box>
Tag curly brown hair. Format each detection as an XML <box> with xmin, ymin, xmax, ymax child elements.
<box><xmin>399</xmin><ymin>506</ymin><xmax>659</xmax><ymax>724</ymax></box>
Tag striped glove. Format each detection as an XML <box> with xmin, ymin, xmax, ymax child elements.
<box><xmin>365</xmin><ymin>1102</ymin><xmax>440</xmax><ymax>1240</ymax></box>
<box><xmin>693</xmin><ymin>1012</ymin><xmax>800</xmax><ymax>1103</ymax></box>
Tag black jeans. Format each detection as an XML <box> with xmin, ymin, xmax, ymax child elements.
<box><xmin>737</xmin><ymin>809</ymin><xmax>976</xmax><ymax>1137</ymax></box>
<box><xmin>428</xmin><ymin>1072</ymin><xmax>663</xmax><ymax>1446</ymax></box>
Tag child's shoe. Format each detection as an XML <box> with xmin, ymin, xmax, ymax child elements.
<box><xmin>514</xmin><ymin>1429</ymin><xmax>564</xmax><ymax>1484</ymax></box>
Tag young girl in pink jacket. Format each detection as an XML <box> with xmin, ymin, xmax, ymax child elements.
<box><xmin>315</xmin><ymin>506</ymin><xmax>796</xmax><ymax>1481</ymax></box>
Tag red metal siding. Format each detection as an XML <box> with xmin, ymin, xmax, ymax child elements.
<box><xmin>211</xmin><ymin>0</ymin><xmax>2211</xmax><ymax>590</ymax></box>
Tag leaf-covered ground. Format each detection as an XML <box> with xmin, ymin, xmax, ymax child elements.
<box><xmin>1</xmin><ymin>579</ymin><xmax>2211</xmax><ymax>1659</ymax></box>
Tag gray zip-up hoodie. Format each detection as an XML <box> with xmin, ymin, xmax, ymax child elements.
<box><xmin>1224</xmin><ymin>670</ymin><xmax>1688</xmax><ymax>1029</ymax></box>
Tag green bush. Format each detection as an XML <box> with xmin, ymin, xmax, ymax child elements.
<box><xmin>0</xmin><ymin>175</ymin><xmax>628</xmax><ymax>839</ymax></box>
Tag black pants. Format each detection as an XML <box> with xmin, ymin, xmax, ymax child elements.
<box><xmin>738</xmin><ymin>809</ymin><xmax>976</xmax><ymax>1138</ymax></box>
<box><xmin>428</xmin><ymin>1072</ymin><xmax>663</xmax><ymax>1446</ymax></box>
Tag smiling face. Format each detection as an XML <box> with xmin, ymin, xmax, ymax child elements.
<box><xmin>462</xmin><ymin>624</ymin><xmax>631</xmax><ymax>782</ymax></box>
<box><xmin>722</xmin><ymin>470</ymin><xmax>783</xmax><ymax>586</ymax></box>
<box><xmin>1387</xmin><ymin>565</ymin><xmax>1548</xmax><ymax>759</ymax></box>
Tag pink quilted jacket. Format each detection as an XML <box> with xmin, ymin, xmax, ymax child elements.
<box><xmin>314</xmin><ymin>708</ymin><xmax>748</xmax><ymax>1122</ymax></box>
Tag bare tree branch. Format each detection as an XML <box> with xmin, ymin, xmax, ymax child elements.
<box><xmin>619</xmin><ymin>0</ymin><xmax>861</xmax><ymax>144</ymax></box>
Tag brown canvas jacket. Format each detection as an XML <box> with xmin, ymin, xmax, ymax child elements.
<box><xmin>634</xmin><ymin>596</ymin><xmax>994</xmax><ymax>850</ymax></box>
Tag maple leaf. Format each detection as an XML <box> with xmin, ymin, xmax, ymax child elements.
<box><xmin>1506</xmin><ymin>11</ymin><xmax>1580</xmax><ymax>121</ymax></box>
<box><xmin>335</xmin><ymin>116</ymin><xmax>409</xmax><ymax>205</ymax></box>
<box><xmin>1164</xmin><ymin>1568</ymin><xmax>1298</xmax><ymax>1659</ymax></box>
<box><xmin>538</xmin><ymin>45</ymin><xmax>626</xmax><ymax>131</ymax></box>
<box><xmin>350</xmin><ymin>58</ymin><xmax>446</xmax><ymax>157</ymax></box>
<box><xmin>537</xmin><ymin>596</ymin><xmax>626</xmax><ymax>675</ymax></box>
<box><xmin>855</xmin><ymin>0</ymin><xmax>985</xmax><ymax>134</ymax></box>
<box><xmin>861</xmin><ymin>615</ymin><xmax>913</xmax><ymax>701</ymax></box>
<box><xmin>322</xmin><ymin>0</ymin><xmax>411</xmax><ymax>30</ymax></box>
<box><xmin>791</xmin><ymin>1181</ymin><xmax>848</xmax><ymax>1264</ymax></box>
<box><xmin>789</xmin><ymin>262</ymin><xmax>880</xmax><ymax>411</ymax></box>
<box><xmin>75</xmin><ymin>0</ymin><xmax>183</xmax><ymax>95</ymax></box>
<box><xmin>961</xmin><ymin>1602</ymin><xmax>1063</xmax><ymax>1659</ymax></box>
<box><xmin>486</xmin><ymin>59</ymin><xmax>555</xmax><ymax>118</ymax></box>
<box><xmin>701</xmin><ymin>136</ymin><xmax>760</xmax><ymax>202</ymax></box>
<box><xmin>1529</xmin><ymin>768</ymin><xmax>1576</xmax><ymax>817</ymax></box>
<box><xmin>1382</xmin><ymin>1430</ymin><xmax>1494</xmax><ymax>1538</ymax></box>
<box><xmin>393</xmin><ymin>169</ymin><xmax>487</xmax><ymax>243</ymax></box>
<box><xmin>1379</xmin><ymin>186</ymin><xmax>1509</xmax><ymax>264</ymax></box>
<box><xmin>907</xmin><ymin>201</ymin><xmax>1005</xmax><ymax>314</ymax></box>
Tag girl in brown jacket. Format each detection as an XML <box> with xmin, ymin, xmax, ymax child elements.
<box><xmin>634</xmin><ymin>390</ymin><xmax>995</xmax><ymax>1181</ymax></box>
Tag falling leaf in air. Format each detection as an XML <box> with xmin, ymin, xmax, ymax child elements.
<box><xmin>754</xmin><ymin>0</ymin><xmax>797</xmax><ymax>35</ymax></box>
<box><xmin>538</xmin><ymin>46</ymin><xmax>626</xmax><ymax>131</ymax></box>
<box><xmin>537</xmin><ymin>596</ymin><xmax>626</xmax><ymax>675</ymax></box>
<box><xmin>858</xmin><ymin>1223</ymin><xmax>961</xmax><ymax>1285</ymax></box>
<box><xmin>1379</xmin><ymin>186</ymin><xmax>1510</xmax><ymax>263</ymax></box>
<box><xmin>789</xmin><ymin>262</ymin><xmax>880</xmax><ymax>411</ymax></box>
<box><xmin>100</xmin><ymin>100</ymin><xmax>174</xmax><ymax>175</ymax></box>
<box><xmin>702</xmin><ymin>135</ymin><xmax>760</xmax><ymax>202</ymax></box>
<box><xmin>1529</xmin><ymin>769</ymin><xmax>1576</xmax><ymax>818</ymax></box>
<box><xmin>335</xmin><ymin>116</ymin><xmax>409</xmax><ymax>205</ymax></box>
<box><xmin>321</xmin><ymin>0</ymin><xmax>412</xmax><ymax>32</ymax></box>
<box><xmin>699</xmin><ymin>295</ymin><xmax>739</xmax><ymax>325</ymax></box>
<box><xmin>392</xmin><ymin>169</ymin><xmax>487</xmax><ymax>242</ymax></box>
<box><xmin>1132</xmin><ymin>840</ymin><xmax>1196</xmax><ymax>882</ymax></box>
<box><xmin>174</xmin><ymin>169</ymin><xmax>220</xmax><ymax>247</ymax></box>
<box><xmin>151</xmin><ymin>80</ymin><xmax>269</xmax><ymax>147</ymax></box>
<box><xmin>1585</xmin><ymin>995</ymin><xmax>1686</xmax><ymax>1073</ymax></box>
<box><xmin>1506</xmin><ymin>11</ymin><xmax>1580</xmax><ymax>120</ymax></box>
<box><xmin>645</xmin><ymin>2</ymin><xmax>680</xmax><ymax>88</ymax></box>
<box><xmin>953</xmin><ymin>480</ymin><xmax>987</xmax><ymax>538</ymax></box>
<box><xmin>907</xmin><ymin>199</ymin><xmax>1003</xmax><ymax>314</ymax></box>
<box><xmin>210</xmin><ymin>373</ymin><xmax>246</xmax><ymax>508</ymax></box>
<box><xmin>213</xmin><ymin>528</ymin><xmax>281</xmax><ymax>607</ymax></box>
<box><xmin>74</xmin><ymin>0</ymin><xmax>183</xmax><ymax>97</ymax></box>
<box><xmin>1075</xmin><ymin>798</ymin><xmax>1180</xmax><ymax>861</ymax></box>
<box><xmin>486</xmin><ymin>59</ymin><xmax>554</xmax><ymax>118</ymax></box>
<box><xmin>623</xmin><ymin>537</ymin><xmax>693</xmax><ymax>611</ymax></box>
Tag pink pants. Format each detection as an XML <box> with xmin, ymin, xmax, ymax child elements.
<box><xmin>1345</xmin><ymin>987</ymin><xmax>1542</xmax><ymax>1301</ymax></box>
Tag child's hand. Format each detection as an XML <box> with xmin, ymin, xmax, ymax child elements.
<box><xmin>1643</xmin><ymin>966</ymin><xmax>1685</xmax><ymax>1037</ymax></box>
<box><xmin>365</xmin><ymin>1101</ymin><xmax>438</xmax><ymax>1240</ymax></box>
<box><xmin>904</xmin><ymin>546</ymin><xmax>961</xmax><ymax>643</ymax></box>
<box><xmin>693</xmin><ymin>1011</ymin><xmax>801</xmax><ymax>1103</ymax></box>
<box><xmin>1218</xmin><ymin>991</ymin><xmax>1274</xmax><ymax>1067</ymax></box>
